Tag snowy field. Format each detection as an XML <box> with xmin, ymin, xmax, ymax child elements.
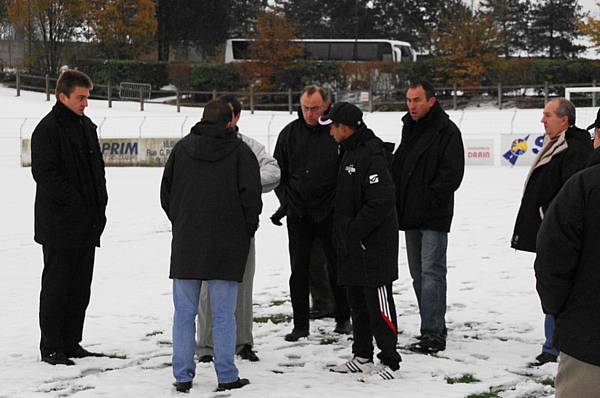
<box><xmin>0</xmin><ymin>87</ymin><xmax>578</xmax><ymax>397</ymax></box>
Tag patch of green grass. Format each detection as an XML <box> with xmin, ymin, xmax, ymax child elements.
<box><xmin>540</xmin><ymin>377</ymin><xmax>555</xmax><ymax>387</ymax></box>
<box><xmin>466</xmin><ymin>392</ymin><xmax>500</xmax><ymax>398</ymax></box>
<box><xmin>269</xmin><ymin>300</ymin><xmax>286</xmax><ymax>307</ymax></box>
<box><xmin>253</xmin><ymin>314</ymin><xmax>292</xmax><ymax>324</ymax></box>
<box><xmin>320</xmin><ymin>337</ymin><xmax>338</xmax><ymax>345</ymax></box>
<box><xmin>446</xmin><ymin>373</ymin><xmax>481</xmax><ymax>384</ymax></box>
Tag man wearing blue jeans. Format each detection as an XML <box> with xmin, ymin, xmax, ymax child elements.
<box><xmin>161</xmin><ymin>100</ymin><xmax>262</xmax><ymax>392</ymax></box>
<box><xmin>391</xmin><ymin>80</ymin><xmax>464</xmax><ymax>354</ymax></box>
<box><xmin>511</xmin><ymin>98</ymin><xmax>592</xmax><ymax>366</ymax></box>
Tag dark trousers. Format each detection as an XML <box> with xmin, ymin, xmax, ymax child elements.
<box><xmin>347</xmin><ymin>284</ymin><xmax>401</xmax><ymax>370</ymax></box>
<box><xmin>39</xmin><ymin>246</ymin><xmax>95</xmax><ymax>356</ymax></box>
<box><xmin>287</xmin><ymin>215</ymin><xmax>350</xmax><ymax>330</ymax></box>
<box><xmin>309</xmin><ymin>240</ymin><xmax>335</xmax><ymax>313</ymax></box>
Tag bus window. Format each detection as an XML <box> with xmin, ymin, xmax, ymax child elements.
<box><xmin>379</xmin><ymin>42</ymin><xmax>393</xmax><ymax>61</ymax></box>
<box><xmin>232</xmin><ymin>40</ymin><xmax>251</xmax><ymax>60</ymax></box>
<box><xmin>356</xmin><ymin>43</ymin><xmax>379</xmax><ymax>61</ymax></box>
<box><xmin>394</xmin><ymin>45</ymin><xmax>413</xmax><ymax>62</ymax></box>
<box><xmin>330</xmin><ymin>42</ymin><xmax>354</xmax><ymax>60</ymax></box>
<box><xmin>304</xmin><ymin>42</ymin><xmax>329</xmax><ymax>60</ymax></box>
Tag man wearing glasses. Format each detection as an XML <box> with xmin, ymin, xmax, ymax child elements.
<box><xmin>272</xmin><ymin>85</ymin><xmax>351</xmax><ymax>341</ymax></box>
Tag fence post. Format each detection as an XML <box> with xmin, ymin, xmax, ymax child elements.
<box><xmin>288</xmin><ymin>88</ymin><xmax>292</xmax><ymax>114</ymax></box>
<box><xmin>497</xmin><ymin>82</ymin><xmax>502</xmax><ymax>110</ymax></box>
<box><xmin>593</xmin><ymin>79</ymin><xmax>597</xmax><ymax>108</ymax></box>
<box><xmin>453</xmin><ymin>83</ymin><xmax>457</xmax><ymax>110</ymax></box>
<box><xmin>250</xmin><ymin>86</ymin><xmax>254</xmax><ymax>115</ymax></box>
<box><xmin>544</xmin><ymin>81</ymin><xmax>549</xmax><ymax>104</ymax></box>
<box><xmin>16</xmin><ymin>69</ymin><xmax>20</xmax><ymax>96</ymax></box>
<box><xmin>140</xmin><ymin>88</ymin><xmax>144</xmax><ymax>111</ymax></box>
<box><xmin>369</xmin><ymin>80</ymin><xmax>374</xmax><ymax>113</ymax></box>
<box><xmin>176</xmin><ymin>88</ymin><xmax>181</xmax><ymax>113</ymax></box>
<box><xmin>45</xmin><ymin>74</ymin><xmax>50</xmax><ymax>101</ymax></box>
<box><xmin>212</xmin><ymin>89</ymin><xmax>217</xmax><ymax>100</ymax></box>
<box><xmin>108</xmin><ymin>82</ymin><xmax>112</xmax><ymax>108</ymax></box>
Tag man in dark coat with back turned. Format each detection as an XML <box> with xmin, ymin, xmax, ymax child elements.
<box><xmin>323</xmin><ymin>102</ymin><xmax>402</xmax><ymax>382</ymax></box>
<box><xmin>534</xmin><ymin>140</ymin><xmax>600</xmax><ymax>396</ymax></box>
<box><xmin>511</xmin><ymin>98</ymin><xmax>592</xmax><ymax>367</ymax></box>
<box><xmin>161</xmin><ymin>100</ymin><xmax>261</xmax><ymax>393</ymax></box>
<box><xmin>31</xmin><ymin>70</ymin><xmax>108</xmax><ymax>366</ymax></box>
<box><xmin>272</xmin><ymin>85</ymin><xmax>351</xmax><ymax>341</ymax></box>
<box><xmin>391</xmin><ymin>80</ymin><xmax>464</xmax><ymax>354</ymax></box>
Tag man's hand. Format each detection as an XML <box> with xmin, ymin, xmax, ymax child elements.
<box><xmin>270</xmin><ymin>205</ymin><xmax>287</xmax><ymax>226</ymax></box>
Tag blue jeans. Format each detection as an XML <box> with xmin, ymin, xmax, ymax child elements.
<box><xmin>405</xmin><ymin>230</ymin><xmax>448</xmax><ymax>336</ymax></box>
<box><xmin>542</xmin><ymin>314</ymin><xmax>559</xmax><ymax>356</ymax></box>
<box><xmin>172</xmin><ymin>279</ymin><xmax>238</xmax><ymax>384</ymax></box>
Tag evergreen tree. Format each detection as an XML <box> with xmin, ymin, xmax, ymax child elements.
<box><xmin>479</xmin><ymin>0</ymin><xmax>531</xmax><ymax>57</ymax></box>
<box><xmin>529</xmin><ymin>0</ymin><xmax>586</xmax><ymax>58</ymax></box>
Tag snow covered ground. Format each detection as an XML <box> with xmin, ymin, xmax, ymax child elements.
<box><xmin>0</xmin><ymin>87</ymin><xmax>573</xmax><ymax>397</ymax></box>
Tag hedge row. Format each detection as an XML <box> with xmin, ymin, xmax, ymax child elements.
<box><xmin>70</xmin><ymin>58</ymin><xmax>600</xmax><ymax>92</ymax></box>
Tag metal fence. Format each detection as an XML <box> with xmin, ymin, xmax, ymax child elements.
<box><xmin>8</xmin><ymin>70</ymin><xmax>600</xmax><ymax>114</ymax></box>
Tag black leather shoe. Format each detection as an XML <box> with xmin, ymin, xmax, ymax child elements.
<box><xmin>528</xmin><ymin>352</ymin><xmax>558</xmax><ymax>367</ymax></box>
<box><xmin>65</xmin><ymin>344</ymin><xmax>104</xmax><ymax>358</ymax></box>
<box><xmin>333</xmin><ymin>320</ymin><xmax>352</xmax><ymax>334</ymax></box>
<box><xmin>198</xmin><ymin>354</ymin><xmax>213</xmax><ymax>363</ymax></box>
<box><xmin>408</xmin><ymin>334</ymin><xmax>446</xmax><ymax>354</ymax></box>
<box><xmin>216</xmin><ymin>378</ymin><xmax>249</xmax><ymax>392</ymax></box>
<box><xmin>42</xmin><ymin>351</ymin><xmax>75</xmax><ymax>366</ymax></box>
<box><xmin>238</xmin><ymin>344</ymin><xmax>259</xmax><ymax>362</ymax></box>
<box><xmin>284</xmin><ymin>329</ymin><xmax>309</xmax><ymax>342</ymax></box>
<box><xmin>173</xmin><ymin>381</ymin><xmax>192</xmax><ymax>393</ymax></box>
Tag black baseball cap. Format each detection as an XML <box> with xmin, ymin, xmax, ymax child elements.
<box><xmin>587</xmin><ymin>108</ymin><xmax>600</xmax><ymax>130</ymax></box>
<box><xmin>318</xmin><ymin>102</ymin><xmax>364</xmax><ymax>128</ymax></box>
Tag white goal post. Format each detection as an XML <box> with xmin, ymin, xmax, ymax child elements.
<box><xmin>565</xmin><ymin>87</ymin><xmax>600</xmax><ymax>101</ymax></box>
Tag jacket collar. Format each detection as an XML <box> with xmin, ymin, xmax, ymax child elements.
<box><xmin>340</xmin><ymin>125</ymin><xmax>373</xmax><ymax>151</ymax></box>
<box><xmin>53</xmin><ymin>100</ymin><xmax>83</xmax><ymax>123</ymax></box>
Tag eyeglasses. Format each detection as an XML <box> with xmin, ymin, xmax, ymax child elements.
<box><xmin>301</xmin><ymin>105</ymin><xmax>323</xmax><ymax>114</ymax></box>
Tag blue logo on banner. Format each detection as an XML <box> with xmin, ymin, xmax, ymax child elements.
<box><xmin>502</xmin><ymin>134</ymin><xmax>545</xmax><ymax>165</ymax></box>
<box><xmin>503</xmin><ymin>135</ymin><xmax>529</xmax><ymax>165</ymax></box>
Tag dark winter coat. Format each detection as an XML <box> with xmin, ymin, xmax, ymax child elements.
<box><xmin>160</xmin><ymin>121</ymin><xmax>262</xmax><ymax>282</ymax></box>
<box><xmin>534</xmin><ymin>148</ymin><xmax>600</xmax><ymax>366</ymax></box>
<box><xmin>391</xmin><ymin>102</ymin><xmax>464</xmax><ymax>232</ymax></box>
<box><xmin>31</xmin><ymin>101</ymin><xmax>107</xmax><ymax>248</ymax></box>
<box><xmin>333</xmin><ymin>127</ymin><xmax>399</xmax><ymax>287</ymax></box>
<box><xmin>273</xmin><ymin>108</ymin><xmax>338</xmax><ymax>222</ymax></box>
<box><xmin>511</xmin><ymin>126</ymin><xmax>592</xmax><ymax>252</ymax></box>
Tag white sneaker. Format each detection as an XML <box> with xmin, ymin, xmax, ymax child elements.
<box><xmin>359</xmin><ymin>365</ymin><xmax>400</xmax><ymax>382</ymax></box>
<box><xmin>330</xmin><ymin>356</ymin><xmax>374</xmax><ymax>373</ymax></box>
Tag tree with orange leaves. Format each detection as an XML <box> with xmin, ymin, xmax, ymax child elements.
<box><xmin>86</xmin><ymin>0</ymin><xmax>156</xmax><ymax>59</ymax></box>
<box><xmin>243</xmin><ymin>10</ymin><xmax>302</xmax><ymax>90</ymax></box>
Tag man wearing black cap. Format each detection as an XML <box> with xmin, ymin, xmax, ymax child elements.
<box><xmin>161</xmin><ymin>99</ymin><xmax>261</xmax><ymax>392</ymax></box>
<box><xmin>322</xmin><ymin>102</ymin><xmax>402</xmax><ymax>382</ymax></box>
<box><xmin>272</xmin><ymin>85</ymin><xmax>351</xmax><ymax>342</ymax></box>
<box><xmin>587</xmin><ymin>107</ymin><xmax>600</xmax><ymax>149</ymax></box>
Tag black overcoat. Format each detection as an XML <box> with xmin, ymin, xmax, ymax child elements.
<box><xmin>391</xmin><ymin>103</ymin><xmax>464</xmax><ymax>232</ymax></box>
<box><xmin>160</xmin><ymin>122</ymin><xmax>262</xmax><ymax>282</ymax></box>
<box><xmin>31</xmin><ymin>101</ymin><xmax>107</xmax><ymax>248</ymax></box>
<box><xmin>534</xmin><ymin>149</ymin><xmax>600</xmax><ymax>366</ymax></box>
<box><xmin>511</xmin><ymin>126</ymin><xmax>592</xmax><ymax>252</ymax></box>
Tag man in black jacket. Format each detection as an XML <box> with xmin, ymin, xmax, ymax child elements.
<box><xmin>323</xmin><ymin>102</ymin><xmax>402</xmax><ymax>382</ymax></box>
<box><xmin>31</xmin><ymin>70</ymin><xmax>108</xmax><ymax>366</ymax></box>
<box><xmin>511</xmin><ymin>98</ymin><xmax>592</xmax><ymax>366</ymax></box>
<box><xmin>161</xmin><ymin>100</ymin><xmax>261</xmax><ymax>393</ymax></box>
<box><xmin>534</xmin><ymin>145</ymin><xmax>600</xmax><ymax>397</ymax></box>
<box><xmin>391</xmin><ymin>80</ymin><xmax>464</xmax><ymax>354</ymax></box>
<box><xmin>272</xmin><ymin>85</ymin><xmax>351</xmax><ymax>341</ymax></box>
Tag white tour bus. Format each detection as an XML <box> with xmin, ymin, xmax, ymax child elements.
<box><xmin>225</xmin><ymin>38</ymin><xmax>417</xmax><ymax>63</ymax></box>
